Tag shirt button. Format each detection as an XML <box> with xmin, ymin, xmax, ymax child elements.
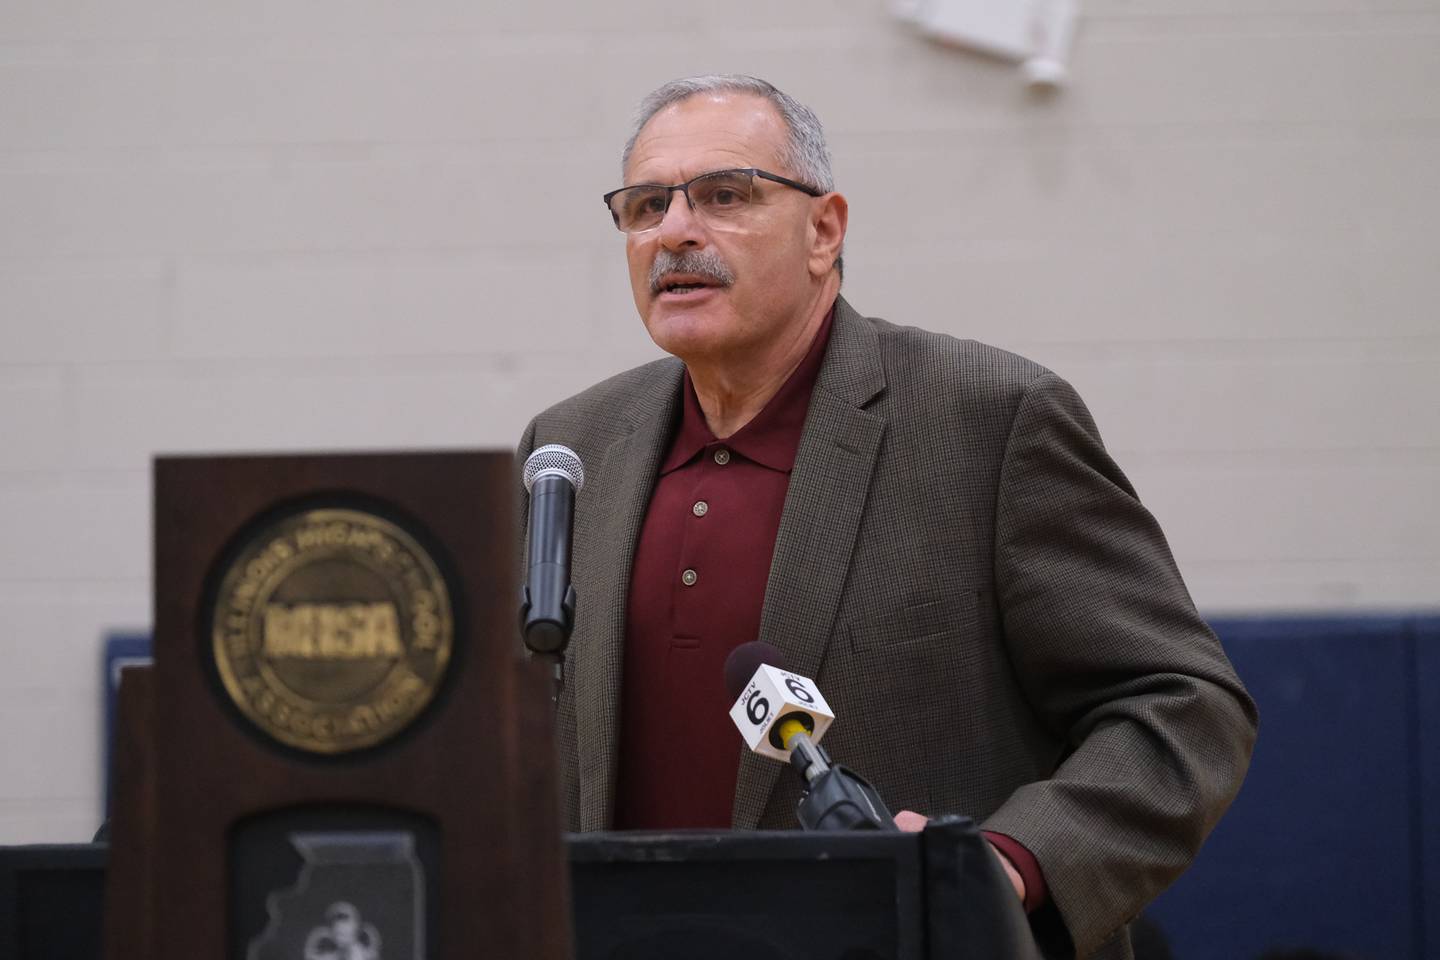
<box><xmin>681</xmin><ymin>568</ymin><xmax>698</xmax><ymax>586</ymax></box>
<box><xmin>692</xmin><ymin>500</ymin><xmax>709</xmax><ymax>517</ymax></box>
<box><xmin>713</xmin><ymin>448</ymin><xmax>731</xmax><ymax>465</ymax></box>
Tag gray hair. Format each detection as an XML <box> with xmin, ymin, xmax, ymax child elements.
<box><xmin>621</xmin><ymin>75</ymin><xmax>843</xmax><ymax>280</ymax></box>
<box><xmin>621</xmin><ymin>75</ymin><xmax>834</xmax><ymax>193</ymax></box>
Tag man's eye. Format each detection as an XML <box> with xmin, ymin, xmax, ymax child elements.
<box><xmin>696</xmin><ymin>177</ymin><xmax>751</xmax><ymax>209</ymax></box>
<box><xmin>707</xmin><ymin>188</ymin><xmax>744</xmax><ymax>206</ymax></box>
<box><xmin>624</xmin><ymin>191</ymin><xmax>666</xmax><ymax>217</ymax></box>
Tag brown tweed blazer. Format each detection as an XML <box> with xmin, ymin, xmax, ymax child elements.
<box><xmin>518</xmin><ymin>296</ymin><xmax>1257</xmax><ymax>959</ymax></box>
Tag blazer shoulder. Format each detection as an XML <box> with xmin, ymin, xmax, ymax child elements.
<box><xmin>864</xmin><ymin>314</ymin><xmax>1054</xmax><ymax>403</ymax></box>
<box><xmin>526</xmin><ymin>355</ymin><xmax>682</xmax><ymax>445</ymax></box>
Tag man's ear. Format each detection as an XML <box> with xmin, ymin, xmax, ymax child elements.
<box><xmin>808</xmin><ymin>192</ymin><xmax>848</xmax><ymax>278</ymax></box>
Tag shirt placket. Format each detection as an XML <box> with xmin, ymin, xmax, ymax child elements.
<box><xmin>671</xmin><ymin>448</ymin><xmax>719</xmax><ymax>645</ymax></box>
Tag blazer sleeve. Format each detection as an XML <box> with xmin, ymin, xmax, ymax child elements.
<box><xmin>979</xmin><ymin>372</ymin><xmax>1258</xmax><ymax>958</ymax></box>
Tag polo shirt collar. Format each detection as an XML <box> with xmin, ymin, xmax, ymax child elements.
<box><xmin>660</xmin><ymin>304</ymin><xmax>836</xmax><ymax>475</ymax></box>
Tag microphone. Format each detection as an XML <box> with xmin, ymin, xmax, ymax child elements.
<box><xmin>723</xmin><ymin>642</ymin><xmax>896</xmax><ymax>831</ymax></box>
<box><xmin>520</xmin><ymin>444</ymin><xmax>584</xmax><ymax>657</ymax></box>
<box><xmin>724</xmin><ymin>641</ymin><xmax>835</xmax><ymax>765</ymax></box>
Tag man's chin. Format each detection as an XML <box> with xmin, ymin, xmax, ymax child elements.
<box><xmin>642</xmin><ymin>302</ymin><xmax>735</xmax><ymax>360</ymax></box>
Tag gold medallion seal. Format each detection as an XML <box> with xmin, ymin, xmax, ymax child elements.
<box><xmin>211</xmin><ymin>508</ymin><xmax>453</xmax><ymax>754</ymax></box>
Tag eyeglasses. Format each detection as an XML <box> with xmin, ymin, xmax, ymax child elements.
<box><xmin>603</xmin><ymin>168</ymin><xmax>823</xmax><ymax>234</ymax></box>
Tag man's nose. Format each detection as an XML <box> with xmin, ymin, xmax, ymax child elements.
<box><xmin>658</xmin><ymin>187</ymin><xmax>704</xmax><ymax>248</ymax></box>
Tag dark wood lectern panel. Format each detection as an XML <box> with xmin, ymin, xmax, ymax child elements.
<box><xmin>103</xmin><ymin>451</ymin><xmax>569</xmax><ymax>960</ymax></box>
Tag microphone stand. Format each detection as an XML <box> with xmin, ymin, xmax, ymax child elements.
<box><xmin>519</xmin><ymin>583</ymin><xmax>575</xmax><ymax>706</ymax></box>
<box><xmin>788</xmin><ymin>734</ymin><xmax>897</xmax><ymax>831</ymax></box>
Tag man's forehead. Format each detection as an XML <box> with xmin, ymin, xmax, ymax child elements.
<box><xmin>624</xmin><ymin>92</ymin><xmax>788</xmax><ymax>182</ymax></box>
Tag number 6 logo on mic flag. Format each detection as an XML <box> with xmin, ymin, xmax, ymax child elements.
<box><xmin>745</xmin><ymin>689</ymin><xmax>770</xmax><ymax>725</ymax></box>
<box><xmin>728</xmin><ymin>664</ymin><xmax>835</xmax><ymax>762</ymax></box>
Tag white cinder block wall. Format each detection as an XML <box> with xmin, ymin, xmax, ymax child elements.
<box><xmin>1</xmin><ymin>1</ymin><xmax>1436</xmax><ymax>842</ymax></box>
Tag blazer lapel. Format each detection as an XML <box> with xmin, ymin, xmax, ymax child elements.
<box><xmin>732</xmin><ymin>298</ymin><xmax>888</xmax><ymax>829</ymax></box>
<box><xmin>574</xmin><ymin>361</ymin><xmax>683</xmax><ymax>831</ymax></box>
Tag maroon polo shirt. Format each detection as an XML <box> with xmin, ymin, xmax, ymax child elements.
<box><xmin>612</xmin><ymin>305</ymin><xmax>1047</xmax><ymax>913</ymax></box>
<box><xmin>614</xmin><ymin>308</ymin><xmax>834</xmax><ymax>833</ymax></box>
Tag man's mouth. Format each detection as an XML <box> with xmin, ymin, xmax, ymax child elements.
<box><xmin>647</xmin><ymin>249</ymin><xmax>736</xmax><ymax>297</ymax></box>
<box><xmin>654</xmin><ymin>275</ymin><xmax>724</xmax><ymax>296</ymax></box>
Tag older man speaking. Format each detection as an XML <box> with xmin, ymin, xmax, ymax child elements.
<box><xmin>518</xmin><ymin>75</ymin><xmax>1256</xmax><ymax>960</ymax></box>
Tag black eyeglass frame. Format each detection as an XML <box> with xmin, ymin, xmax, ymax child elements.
<box><xmin>602</xmin><ymin>168</ymin><xmax>825</xmax><ymax>232</ymax></box>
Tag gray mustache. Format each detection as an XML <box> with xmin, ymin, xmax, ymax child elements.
<box><xmin>649</xmin><ymin>249</ymin><xmax>736</xmax><ymax>295</ymax></box>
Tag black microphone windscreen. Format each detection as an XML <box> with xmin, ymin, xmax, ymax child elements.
<box><xmin>723</xmin><ymin>641</ymin><xmax>789</xmax><ymax>702</ymax></box>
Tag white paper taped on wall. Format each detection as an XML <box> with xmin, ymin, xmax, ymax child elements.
<box><xmin>894</xmin><ymin>0</ymin><xmax>1080</xmax><ymax>89</ymax></box>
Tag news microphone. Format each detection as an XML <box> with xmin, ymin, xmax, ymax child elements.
<box><xmin>723</xmin><ymin>641</ymin><xmax>896</xmax><ymax>831</ymax></box>
<box><xmin>520</xmin><ymin>444</ymin><xmax>584</xmax><ymax>657</ymax></box>
<box><xmin>724</xmin><ymin>641</ymin><xmax>834</xmax><ymax>764</ymax></box>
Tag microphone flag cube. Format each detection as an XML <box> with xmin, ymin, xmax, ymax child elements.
<box><xmin>728</xmin><ymin>664</ymin><xmax>835</xmax><ymax>762</ymax></box>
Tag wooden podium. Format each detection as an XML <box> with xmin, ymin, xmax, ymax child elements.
<box><xmin>103</xmin><ymin>451</ymin><xmax>570</xmax><ymax>959</ymax></box>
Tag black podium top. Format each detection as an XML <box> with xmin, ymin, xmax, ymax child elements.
<box><xmin>3</xmin><ymin>818</ymin><xmax>1043</xmax><ymax>960</ymax></box>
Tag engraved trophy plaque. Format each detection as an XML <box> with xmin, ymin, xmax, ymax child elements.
<box><xmin>103</xmin><ymin>452</ymin><xmax>570</xmax><ymax>960</ymax></box>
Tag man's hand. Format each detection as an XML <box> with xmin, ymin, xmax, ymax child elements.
<box><xmin>893</xmin><ymin>809</ymin><xmax>928</xmax><ymax>832</ymax></box>
<box><xmin>893</xmin><ymin>810</ymin><xmax>1027</xmax><ymax>904</ymax></box>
